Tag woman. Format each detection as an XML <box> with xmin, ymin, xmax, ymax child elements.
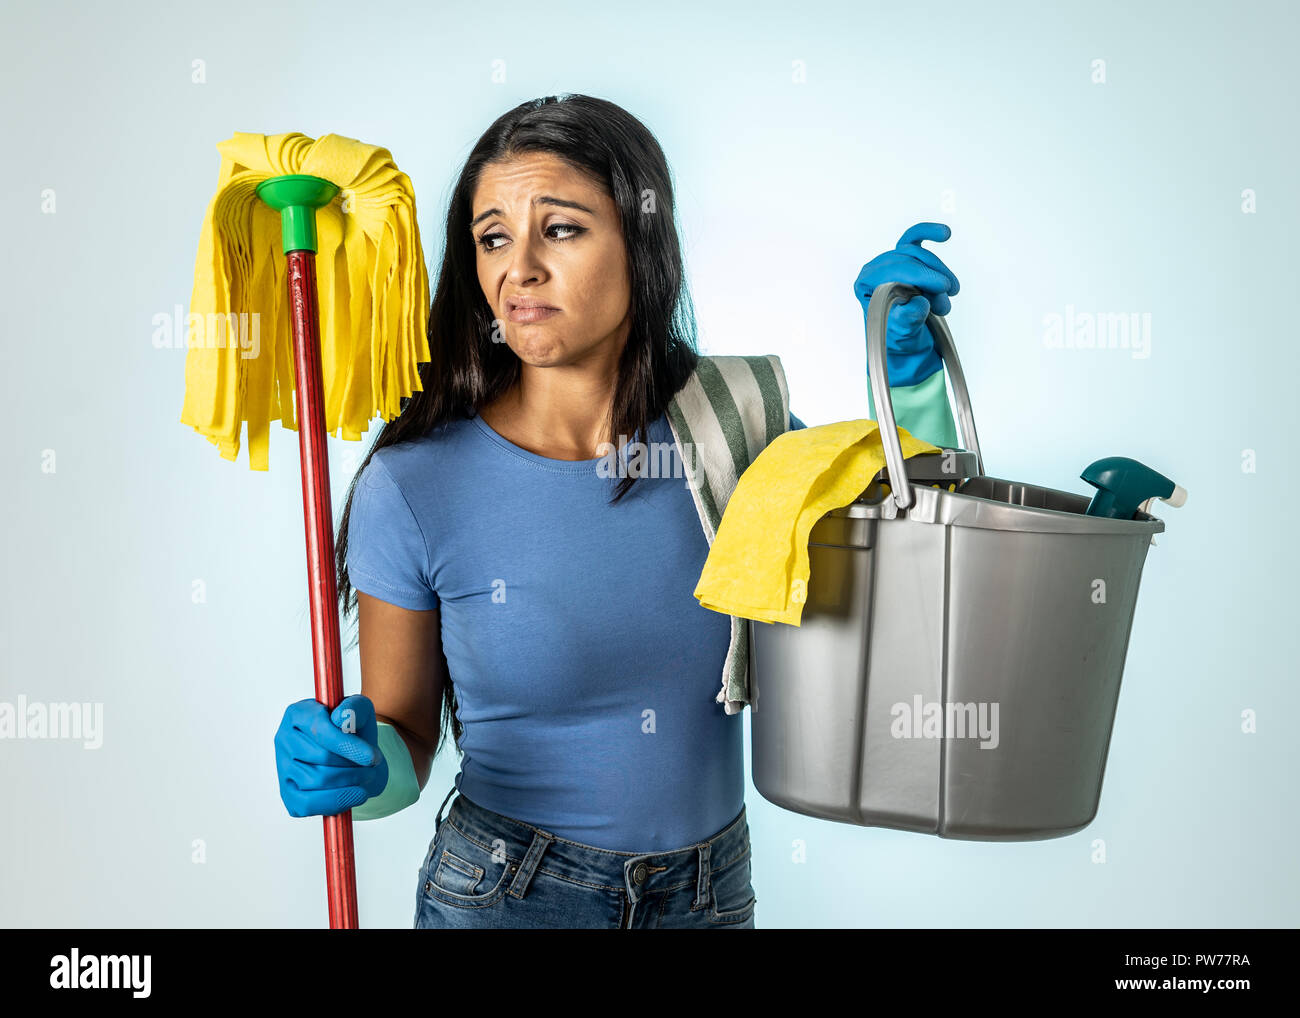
<box><xmin>273</xmin><ymin>94</ymin><xmax>961</xmax><ymax>929</ymax></box>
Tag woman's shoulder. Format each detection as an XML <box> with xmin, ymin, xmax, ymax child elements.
<box><xmin>359</xmin><ymin>415</ymin><xmax>477</xmax><ymax>488</ymax></box>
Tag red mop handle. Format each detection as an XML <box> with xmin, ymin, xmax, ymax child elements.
<box><xmin>285</xmin><ymin>249</ymin><xmax>359</xmax><ymax>930</ymax></box>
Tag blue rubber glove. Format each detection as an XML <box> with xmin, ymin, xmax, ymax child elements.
<box><xmin>853</xmin><ymin>222</ymin><xmax>961</xmax><ymax>388</ymax></box>
<box><xmin>274</xmin><ymin>693</ymin><xmax>388</xmax><ymax>818</ymax></box>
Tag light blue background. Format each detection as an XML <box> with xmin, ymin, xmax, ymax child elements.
<box><xmin>2</xmin><ymin>0</ymin><xmax>1294</xmax><ymax>928</ymax></box>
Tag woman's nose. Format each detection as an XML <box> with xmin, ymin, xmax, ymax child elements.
<box><xmin>506</xmin><ymin>231</ymin><xmax>548</xmax><ymax>283</ymax></box>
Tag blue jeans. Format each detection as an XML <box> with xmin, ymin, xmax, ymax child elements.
<box><xmin>414</xmin><ymin>785</ymin><xmax>757</xmax><ymax>929</ymax></box>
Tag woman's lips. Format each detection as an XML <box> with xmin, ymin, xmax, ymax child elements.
<box><xmin>507</xmin><ymin>305</ymin><xmax>560</xmax><ymax>323</ymax></box>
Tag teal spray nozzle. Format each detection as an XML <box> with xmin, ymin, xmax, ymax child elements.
<box><xmin>1080</xmin><ymin>456</ymin><xmax>1187</xmax><ymax>519</ymax></box>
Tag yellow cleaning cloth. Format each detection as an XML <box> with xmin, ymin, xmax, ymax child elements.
<box><xmin>694</xmin><ymin>420</ymin><xmax>939</xmax><ymax>626</ymax></box>
<box><xmin>181</xmin><ymin>132</ymin><xmax>430</xmax><ymax>470</ymax></box>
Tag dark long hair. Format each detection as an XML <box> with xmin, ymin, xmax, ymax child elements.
<box><xmin>335</xmin><ymin>94</ymin><xmax>700</xmax><ymax>758</ymax></box>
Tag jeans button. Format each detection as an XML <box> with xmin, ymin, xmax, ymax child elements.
<box><xmin>632</xmin><ymin>862</ymin><xmax>647</xmax><ymax>884</ymax></box>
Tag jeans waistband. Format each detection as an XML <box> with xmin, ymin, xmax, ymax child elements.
<box><xmin>428</xmin><ymin>784</ymin><xmax>750</xmax><ymax>907</ymax></box>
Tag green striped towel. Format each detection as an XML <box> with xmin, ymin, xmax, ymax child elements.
<box><xmin>665</xmin><ymin>355</ymin><xmax>791</xmax><ymax>715</ymax></box>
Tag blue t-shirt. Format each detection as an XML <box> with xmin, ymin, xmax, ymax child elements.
<box><xmin>346</xmin><ymin>406</ymin><xmax>806</xmax><ymax>852</ymax></box>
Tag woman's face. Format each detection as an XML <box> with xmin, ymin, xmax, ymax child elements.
<box><xmin>470</xmin><ymin>152</ymin><xmax>631</xmax><ymax>368</ymax></box>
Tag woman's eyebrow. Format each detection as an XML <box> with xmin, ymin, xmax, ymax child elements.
<box><xmin>470</xmin><ymin>195</ymin><xmax>596</xmax><ymax>229</ymax></box>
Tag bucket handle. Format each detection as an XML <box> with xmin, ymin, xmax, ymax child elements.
<box><xmin>866</xmin><ymin>281</ymin><xmax>985</xmax><ymax>511</ymax></box>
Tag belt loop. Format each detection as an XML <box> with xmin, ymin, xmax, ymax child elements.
<box><xmin>694</xmin><ymin>841</ymin><xmax>712</xmax><ymax>910</ymax></box>
<box><xmin>434</xmin><ymin>783</ymin><xmax>456</xmax><ymax>836</ymax></box>
<box><xmin>507</xmin><ymin>828</ymin><xmax>554</xmax><ymax>900</ymax></box>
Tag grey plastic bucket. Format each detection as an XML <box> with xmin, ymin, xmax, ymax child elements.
<box><xmin>749</xmin><ymin>282</ymin><xmax>1165</xmax><ymax>841</ymax></box>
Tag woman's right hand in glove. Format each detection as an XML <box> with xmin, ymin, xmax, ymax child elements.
<box><xmin>274</xmin><ymin>693</ymin><xmax>389</xmax><ymax>817</ymax></box>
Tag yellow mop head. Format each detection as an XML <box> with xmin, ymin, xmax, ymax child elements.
<box><xmin>181</xmin><ymin>132</ymin><xmax>430</xmax><ymax>470</ymax></box>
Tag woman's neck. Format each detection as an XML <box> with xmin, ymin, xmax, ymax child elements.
<box><xmin>479</xmin><ymin>372</ymin><xmax>618</xmax><ymax>461</ymax></box>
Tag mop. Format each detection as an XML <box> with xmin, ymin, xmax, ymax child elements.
<box><xmin>181</xmin><ymin>132</ymin><xmax>431</xmax><ymax>928</ymax></box>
